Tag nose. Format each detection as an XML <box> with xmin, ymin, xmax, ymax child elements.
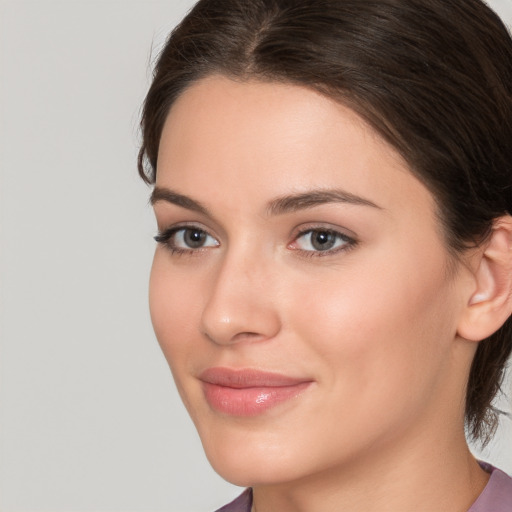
<box><xmin>200</xmin><ymin>250</ymin><xmax>281</xmax><ymax>346</ymax></box>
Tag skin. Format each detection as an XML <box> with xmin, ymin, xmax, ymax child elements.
<box><xmin>149</xmin><ymin>75</ymin><xmax>490</xmax><ymax>512</ymax></box>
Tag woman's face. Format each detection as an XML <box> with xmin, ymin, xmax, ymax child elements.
<box><xmin>150</xmin><ymin>76</ymin><xmax>473</xmax><ymax>486</ymax></box>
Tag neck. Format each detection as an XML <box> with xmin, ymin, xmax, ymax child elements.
<box><xmin>252</xmin><ymin>427</ymin><xmax>489</xmax><ymax>512</ymax></box>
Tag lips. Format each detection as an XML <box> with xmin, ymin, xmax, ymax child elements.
<box><xmin>199</xmin><ymin>367</ymin><xmax>312</xmax><ymax>416</ymax></box>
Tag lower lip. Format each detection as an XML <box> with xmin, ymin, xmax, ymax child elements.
<box><xmin>202</xmin><ymin>382</ymin><xmax>311</xmax><ymax>416</ymax></box>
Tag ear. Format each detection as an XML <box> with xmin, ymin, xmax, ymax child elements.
<box><xmin>457</xmin><ymin>216</ymin><xmax>512</xmax><ymax>342</ymax></box>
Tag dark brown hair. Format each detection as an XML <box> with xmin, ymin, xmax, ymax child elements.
<box><xmin>138</xmin><ymin>0</ymin><xmax>512</xmax><ymax>443</ymax></box>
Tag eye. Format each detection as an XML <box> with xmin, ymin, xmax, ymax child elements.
<box><xmin>290</xmin><ymin>228</ymin><xmax>355</xmax><ymax>254</ymax></box>
<box><xmin>154</xmin><ymin>226</ymin><xmax>219</xmax><ymax>253</ymax></box>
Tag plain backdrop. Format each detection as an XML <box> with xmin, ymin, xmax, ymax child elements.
<box><xmin>0</xmin><ymin>1</ymin><xmax>511</xmax><ymax>511</ymax></box>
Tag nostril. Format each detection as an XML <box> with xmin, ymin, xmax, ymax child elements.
<box><xmin>232</xmin><ymin>331</ymin><xmax>265</xmax><ymax>342</ymax></box>
<box><xmin>199</xmin><ymin>270</ymin><xmax>282</xmax><ymax>345</ymax></box>
<box><xmin>203</xmin><ymin>329</ymin><xmax>268</xmax><ymax>345</ymax></box>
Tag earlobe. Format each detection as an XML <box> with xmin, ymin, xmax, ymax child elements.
<box><xmin>457</xmin><ymin>216</ymin><xmax>512</xmax><ymax>342</ymax></box>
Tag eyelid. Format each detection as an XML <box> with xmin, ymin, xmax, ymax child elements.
<box><xmin>154</xmin><ymin>223</ymin><xmax>220</xmax><ymax>254</ymax></box>
<box><xmin>290</xmin><ymin>222</ymin><xmax>357</xmax><ymax>241</ymax></box>
<box><xmin>153</xmin><ymin>221</ymin><xmax>357</xmax><ymax>257</ymax></box>
<box><xmin>288</xmin><ymin>224</ymin><xmax>358</xmax><ymax>256</ymax></box>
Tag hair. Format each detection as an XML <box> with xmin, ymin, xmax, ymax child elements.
<box><xmin>138</xmin><ymin>0</ymin><xmax>512</xmax><ymax>444</ymax></box>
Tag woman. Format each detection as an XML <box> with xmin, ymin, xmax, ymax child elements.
<box><xmin>138</xmin><ymin>0</ymin><xmax>512</xmax><ymax>510</ymax></box>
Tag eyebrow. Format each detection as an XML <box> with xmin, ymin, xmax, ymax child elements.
<box><xmin>267</xmin><ymin>189</ymin><xmax>382</xmax><ymax>215</ymax></box>
<box><xmin>150</xmin><ymin>186</ymin><xmax>382</xmax><ymax>216</ymax></box>
<box><xmin>150</xmin><ymin>187</ymin><xmax>210</xmax><ymax>216</ymax></box>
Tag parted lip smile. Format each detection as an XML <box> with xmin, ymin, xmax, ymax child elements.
<box><xmin>199</xmin><ymin>367</ymin><xmax>314</xmax><ymax>416</ymax></box>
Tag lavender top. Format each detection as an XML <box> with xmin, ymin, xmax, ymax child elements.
<box><xmin>468</xmin><ymin>463</ymin><xmax>512</xmax><ymax>512</ymax></box>
<box><xmin>215</xmin><ymin>464</ymin><xmax>512</xmax><ymax>512</ymax></box>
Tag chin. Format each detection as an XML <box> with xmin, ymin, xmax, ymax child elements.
<box><xmin>196</xmin><ymin>421</ymin><xmax>304</xmax><ymax>486</ymax></box>
<box><xmin>197</xmin><ymin>417</ymin><xmax>345</xmax><ymax>488</ymax></box>
<box><xmin>206</xmin><ymin>449</ymin><xmax>301</xmax><ymax>487</ymax></box>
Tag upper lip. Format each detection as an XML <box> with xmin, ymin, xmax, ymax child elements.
<box><xmin>199</xmin><ymin>367</ymin><xmax>312</xmax><ymax>388</ymax></box>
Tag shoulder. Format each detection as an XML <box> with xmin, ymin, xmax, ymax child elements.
<box><xmin>214</xmin><ymin>488</ymin><xmax>253</xmax><ymax>512</ymax></box>
<box><xmin>212</xmin><ymin>469</ymin><xmax>512</xmax><ymax>512</ymax></box>
<box><xmin>468</xmin><ymin>463</ymin><xmax>512</xmax><ymax>512</ymax></box>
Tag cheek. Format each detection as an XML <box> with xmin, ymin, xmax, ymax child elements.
<box><xmin>149</xmin><ymin>251</ymin><xmax>217</xmax><ymax>422</ymax></box>
<box><xmin>284</xmin><ymin>245</ymin><xmax>457</xmax><ymax>413</ymax></box>
<box><xmin>149</xmin><ymin>252</ymin><xmax>203</xmax><ymax>372</ymax></box>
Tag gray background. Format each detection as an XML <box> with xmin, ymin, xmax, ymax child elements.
<box><xmin>0</xmin><ymin>1</ymin><xmax>511</xmax><ymax>511</ymax></box>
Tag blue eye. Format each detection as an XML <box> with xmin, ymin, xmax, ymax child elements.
<box><xmin>292</xmin><ymin>229</ymin><xmax>354</xmax><ymax>253</ymax></box>
<box><xmin>155</xmin><ymin>227</ymin><xmax>219</xmax><ymax>253</ymax></box>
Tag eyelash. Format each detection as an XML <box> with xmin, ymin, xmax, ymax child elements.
<box><xmin>154</xmin><ymin>225</ymin><xmax>218</xmax><ymax>256</ymax></box>
<box><xmin>154</xmin><ymin>225</ymin><xmax>358</xmax><ymax>258</ymax></box>
<box><xmin>290</xmin><ymin>228</ymin><xmax>357</xmax><ymax>258</ymax></box>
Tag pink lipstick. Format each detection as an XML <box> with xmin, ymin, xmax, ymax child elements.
<box><xmin>199</xmin><ymin>367</ymin><xmax>312</xmax><ymax>416</ymax></box>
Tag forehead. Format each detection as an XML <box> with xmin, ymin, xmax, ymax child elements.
<box><xmin>156</xmin><ymin>75</ymin><xmax>434</xmax><ymax>218</ymax></box>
